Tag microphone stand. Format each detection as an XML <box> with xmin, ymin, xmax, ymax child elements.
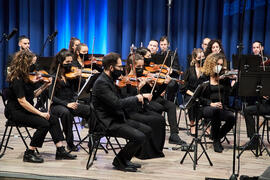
<box><xmin>40</xmin><ymin>36</ymin><xmax>50</xmax><ymax>56</ymax></box>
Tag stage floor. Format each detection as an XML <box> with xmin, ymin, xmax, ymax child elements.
<box><xmin>0</xmin><ymin>102</ymin><xmax>269</xmax><ymax>180</ymax></box>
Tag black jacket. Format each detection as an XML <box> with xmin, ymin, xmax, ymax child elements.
<box><xmin>92</xmin><ymin>72</ymin><xmax>138</xmax><ymax>130</ymax></box>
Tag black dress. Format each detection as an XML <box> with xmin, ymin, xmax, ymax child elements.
<box><xmin>120</xmin><ymin>84</ymin><xmax>165</xmax><ymax>159</ymax></box>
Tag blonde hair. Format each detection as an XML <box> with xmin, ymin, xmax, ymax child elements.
<box><xmin>190</xmin><ymin>48</ymin><xmax>203</xmax><ymax>66</ymax></box>
<box><xmin>202</xmin><ymin>53</ymin><xmax>227</xmax><ymax>76</ymax></box>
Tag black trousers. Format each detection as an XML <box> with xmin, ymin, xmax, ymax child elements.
<box><xmin>129</xmin><ymin>111</ymin><xmax>165</xmax><ymax>159</ymax></box>
<box><xmin>202</xmin><ymin>106</ymin><xmax>235</xmax><ymax>141</ymax></box>
<box><xmin>51</xmin><ymin>103</ymin><xmax>90</xmax><ymax>147</ymax></box>
<box><xmin>243</xmin><ymin>103</ymin><xmax>270</xmax><ymax>138</ymax></box>
<box><xmin>147</xmin><ymin>96</ymin><xmax>179</xmax><ymax>134</ymax></box>
<box><xmin>184</xmin><ymin>95</ymin><xmax>198</xmax><ymax>122</ymax></box>
<box><xmin>11</xmin><ymin>109</ymin><xmax>64</xmax><ymax>148</ymax></box>
<box><xmin>107</xmin><ymin>119</ymin><xmax>152</xmax><ymax>162</ymax></box>
<box><xmin>166</xmin><ymin>80</ymin><xmax>179</xmax><ymax>102</ymax></box>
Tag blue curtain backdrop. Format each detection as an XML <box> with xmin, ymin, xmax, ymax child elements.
<box><xmin>0</xmin><ymin>0</ymin><xmax>270</xmax><ymax>89</ymax></box>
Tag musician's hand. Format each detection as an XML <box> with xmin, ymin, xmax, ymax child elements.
<box><xmin>160</xmin><ymin>91</ymin><xmax>166</xmax><ymax>97</ymax></box>
<box><xmin>164</xmin><ymin>76</ymin><xmax>171</xmax><ymax>84</ymax></box>
<box><xmin>67</xmin><ymin>102</ymin><xmax>78</xmax><ymax>110</ymax></box>
<box><xmin>40</xmin><ymin>112</ymin><xmax>50</xmax><ymax>120</ymax></box>
<box><xmin>263</xmin><ymin>96</ymin><xmax>269</xmax><ymax>100</ymax></box>
<box><xmin>210</xmin><ymin>102</ymin><xmax>223</xmax><ymax>109</ymax></box>
<box><xmin>136</xmin><ymin>94</ymin><xmax>144</xmax><ymax>104</ymax></box>
<box><xmin>142</xmin><ymin>93</ymin><xmax>152</xmax><ymax>101</ymax></box>
<box><xmin>45</xmin><ymin>77</ymin><xmax>53</xmax><ymax>87</ymax></box>
<box><xmin>92</xmin><ymin>69</ymin><xmax>99</xmax><ymax>74</ymax></box>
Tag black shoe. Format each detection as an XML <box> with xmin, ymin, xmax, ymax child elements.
<box><xmin>56</xmin><ymin>146</ymin><xmax>77</xmax><ymax>160</ymax></box>
<box><xmin>213</xmin><ymin>141</ymin><xmax>223</xmax><ymax>153</ymax></box>
<box><xmin>238</xmin><ymin>140</ymin><xmax>258</xmax><ymax>150</ymax></box>
<box><xmin>112</xmin><ymin>157</ymin><xmax>137</xmax><ymax>172</ymax></box>
<box><xmin>169</xmin><ymin>134</ymin><xmax>187</xmax><ymax>145</ymax></box>
<box><xmin>67</xmin><ymin>144</ymin><xmax>79</xmax><ymax>152</ymax></box>
<box><xmin>23</xmin><ymin>149</ymin><xmax>44</xmax><ymax>163</ymax></box>
<box><xmin>125</xmin><ymin>160</ymin><xmax>141</xmax><ymax>168</ymax></box>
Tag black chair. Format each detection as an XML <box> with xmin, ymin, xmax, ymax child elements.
<box><xmin>0</xmin><ymin>88</ymin><xmax>37</xmax><ymax>159</ymax></box>
<box><xmin>86</xmin><ymin>103</ymin><xmax>122</xmax><ymax>170</ymax></box>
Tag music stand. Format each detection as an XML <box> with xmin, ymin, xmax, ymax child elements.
<box><xmin>180</xmin><ymin>81</ymin><xmax>213</xmax><ymax>170</ymax></box>
<box><xmin>232</xmin><ymin>54</ymin><xmax>261</xmax><ymax>71</ymax></box>
<box><xmin>238</xmin><ymin>70</ymin><xmax>270</xmax><ymax>158</ymax></box>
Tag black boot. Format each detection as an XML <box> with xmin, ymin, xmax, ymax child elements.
<box><xmin>23</xmin><ymin>149</ymin><xmax>44</xmax><ymax>163</ymax></box>
<box><xmin>213</xmin><ymin>140</ymin><xmax>223</xmax><ymax>153</ymax></box>
<box><xmin>56</xmin><ymin>146</ymin><xmax>77</xmax><ymax>160</ymax></box>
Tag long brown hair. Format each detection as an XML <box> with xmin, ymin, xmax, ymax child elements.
<box><xmin>202</xmin><ymin>53</ymin><xmax>227</xmax><ymax>77</ymax></box>
<box><xmin>7</xmin><ymin>50</ymin><xmax>35</xmax><ymax>82</ymax></box>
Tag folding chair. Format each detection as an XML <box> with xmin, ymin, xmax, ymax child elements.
<box><xmin>0</xmin><ymin>88</ymin><xmax>38</xmax><ymax>159</ymax></box>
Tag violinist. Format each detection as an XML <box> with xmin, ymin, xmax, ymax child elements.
<box><xmin>158</xmin><ymin>36</ymin><xmax>181</xmax><ymax>102</ymax></box>
<box><xmin>92</xmin><ymin>52</ymin><xmax>152</xmax><ymax>172</ymax></box>
<box><xmin>6</xmin><ymin>50</ymin><xmax>76</xmax><ymax>163</ymax></box>
<box><xmin>133</xmin><ymin>51</ymin><xmax>187</xmax><ymax>145</ymax></box>
<box><xmin>68</xmin><ymin>37</ymin><xmax>81</xmax><ymax>55</ymax></box>
<box><xmin>120</xmin><ymin>53</ymin><xmax>166</xmax><ymax>159</ymax></box>
<box><xmin>136</xmin><ymin>47</ymin><xmax>152</xmax><ymax>66</ymax></box>
<box><xmin>72</xmin><ymin>43</ymin><xmax>88</xmax><ymax>68</ymax></box>
<box><xmin>180</xmin><ymin>48</ymin><xmax>204</xmax><ymax>136</ymax></box>
<box><xmin>50</xmin><ymin>49</ymin><xmax>91</xmax><ymax>151</ymax></box>
<box><xmin>200</xmin><ymin>53</ymin><xmax>235</xmax><ymax>153</ymax></box>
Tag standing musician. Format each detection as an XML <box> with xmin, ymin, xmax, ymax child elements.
<box><xmin>180</xmin><ymin>48</ymin><xmax>204</xmax><ymax>136</ymax></box>
<box><xmin>68</xmin><ymin>37</ymin><xmax>81</xmax><ymax>55</ymax></box>
<box><xmin>92</xmin><ymin>52</ymin><xmax>152</xmax><ymax>172</ymax></box>
<box><xmin>200</xmin><ymin>53</ymin><xmax>235</xmax><ymax>153</ymax></box>
<box><xmin>6</xmin><ymin>50</ymin><xmax>76</xmax><ymax>163</ymax></box>
<box><xmin>50</xmin><ymin>49</ymin><xmax>91</xmax><ymax>151</ymax></box>
<box><xmin>120</xmin><ymin>53</ymin><xmax>166</xmax><ymax>160</ymax></box>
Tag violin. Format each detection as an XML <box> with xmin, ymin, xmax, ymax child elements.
<box><xmin>29</xmin><ymin>70</ymin><xmax>54</xmax><ymax>83</ymax></box>
<box><xmin>65</xmin><ymin>66</ymin><xmax>96</xmax><ymax>79</ymax></box>
<box><xmin>84</xmin><ymin>56</ymin><xmax>103</xmax><ymax>66</ymax></box>
<box><xmin>145</xmin><ymin>62</ymin><xmax>169</xmax><ymax>74</ymax></box>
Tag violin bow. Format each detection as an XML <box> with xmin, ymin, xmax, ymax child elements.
<box><xmin>90</xmin><ymin>37</ymin><xmax>95</xmax><ymax>76</ymax></box>
<box><xmin>260</xmin><ymin>45</ymin><xmax>266</xmax><ymax>71</ymax></box>
<box><xmin>168</xmin><ymin>49</ymin><xmax>177</xmax><ymax>77</ymax></box>
<box><xmin>150</xmin><ymin>51</ymin><xmax>169</xmax><ymax>95</ymax></box>
<box><xmin>47</xmin><ymin>63</ymin><xmax>60</xmax><ymax>113</ymax></box>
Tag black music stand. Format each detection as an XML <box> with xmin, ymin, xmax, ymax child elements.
<box><xmin>238</xmin><ymin>70</ymin><xmax>270</xmax><ymax>158</ymax></box>
<box><xmin>180</xmin><ymin>81</ymin><xmax>213</xmax><ymax>170</ymax></box>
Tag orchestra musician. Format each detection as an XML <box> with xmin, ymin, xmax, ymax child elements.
<box><xmin>204</xmin><ymin>39</ymin><xmax>225</xmax><ymax>59</ymax></box>
<box><xmin>50</xmin><ymin>49</ymin><xmax>91</xmax><ymax>151</ymax></box>
<box><xmin>68</xmin><ymin>37</ymin><xmax>81</xmax><ymax>55</ymax></box>
<box><xmin>6</xmin><ymin>50</ymin><xmax>76</xmax><ymax>163</ymax></box>
<box><xmin>72</xmin><ymin>43</ymin><xmax>88</xmax><ymax>69</ymax></box>
<box><xmin>180</xmin><ymin>48</ymin><xmax>204</xmax><ymax>136</ymax></box>
<box><xmin>200</xmin><ymin>53</ymin><xmax>235</xmax><ymax>153</ymax></box>
<box><xmin>201</xmin><ymin>37</ymin><xmax>211</xmax><ymax>52</ymax></box>
<box><xmin>120</xmin><ymin>53</ymin><xmax>166</xmax><ymax>160</ymax></box>
<box><xmin>92</xmin><ymin>52</ymin><xmax>152</xmax><ymax>172</ymax></box>
<box><xmin>158</xmin><ymin>36</ymin><xmax>181</xmax><ymax>102</ymax></box>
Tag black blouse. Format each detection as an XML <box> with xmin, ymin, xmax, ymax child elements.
<box><xmin>180</xmin><ymin>66</ymin><xmax>202</xmax><ymax>94</ymax></box>
<box><xmin>7</xmin><ymin>78</ymin><xmax>36</xmax><ymax>111</ymax></box>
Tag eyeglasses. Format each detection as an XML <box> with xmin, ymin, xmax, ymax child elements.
<box><xmin>114</xmin><ymin>65</ymin><xmax>124</xmax><ymax>70</ymax></box>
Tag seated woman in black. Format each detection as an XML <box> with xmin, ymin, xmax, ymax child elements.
<box><xmin>6</xmin><ymin>50</ymin><xmax>76</xmax><ymax>163</ymax></box>
<box><xmin>50</xmin><ymin>49</ymin><xmax>91</xmax><ymax>151</ymax></box>
<box><xmin>119</xmin><ymin>53</ymin><xmax>166</xmax><ymax>159</ymax></box>
<box><xmin>200</xmin><ymin>53</ymin><xmax>235</xmax><ymax>153</ymax></box>
<box><xmin>180</xmin><ymin>48</ymin><xmax>204</xmax><ymax>136</ymax></box>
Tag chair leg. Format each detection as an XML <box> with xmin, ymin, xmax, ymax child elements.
<box><xmin>24</xmin><ymin>127</ymin><xmax>39</xmax><ymax>154</ymax></box>
<box><xmin>15</xmin><ymin>126</ymin><xmax>29</xmax><ymax>150</ymax></box>
<box><xmin>183</xmin><ymin>109</ymin><xmax>189</xmax><ymax>134</ymax></box>
<box><xmin>267</xmin><ymin>119</ymin><xmax>270</xmax><ymax>144</ymax></box>
<box><xmin>105</xmin><ymin>136</ymin><xmax>119</xmax><ymax>156</ymax></box>
<box><xmin>0</xmin><ymin>126</ymin><xmax>13</xmax><ymax>158</ymax></box>
<box><xmin>86</xmin><ymin>134</ymin><xmax>101</xmax><ymax>170</ymax></box>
